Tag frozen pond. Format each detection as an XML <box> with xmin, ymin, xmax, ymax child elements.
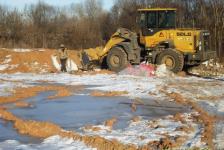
<box><xmin>0</xmin><ymin>89</ymin><xmax>189</xmax><ymax>144</ymax></box>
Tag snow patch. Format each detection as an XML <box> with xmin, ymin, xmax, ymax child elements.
<box><xmin>83</xmin><ymin>113</ymin><xmax>201</xmax><ymax>147</ymax></box>
<box><xmin>0</xmin><ymin>136</ymin><xmax>95</xmax><ymax>150</ymax></box>
<box><xmin>12</xmin><ymin>49</ymin><xmax>32</xmax><ymax>52</ymax></box>
<box><xmin>3</xmin><ymin>55</ymin><xmax>12</xmax><ymax>64</ymax></box>
<box><xmin>0</xmin><ymin>73</ymin><xmax>160</xmax><ymax>99</ymax></box>
<box><xmin>217</xmin><ymin>100</ymin><xmax>224</xmax><ymax>112</ymax></box>
<box><xmin>155</xmin><ymin>64</ymin><xmax>173</xmax><ymax>77</ymax></box>
<box><xmin>51</xmin><ymin>55</ymin><xmax>78</xmax><ymax>72</ymax></box>
<box><xmin>0</xmin><ymin>64</ymin><xmax>9</xmax><ymax>71</ymax></box>
<box><xmin>0</xmin><ymin>80</ymin><xmax>31</xmax><ymax>96</ymax></box>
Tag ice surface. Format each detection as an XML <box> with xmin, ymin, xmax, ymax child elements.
<box><xmin>0</xmin><ymin>136</ymin><xmax>95</xmax><ymax>150</ymax></box>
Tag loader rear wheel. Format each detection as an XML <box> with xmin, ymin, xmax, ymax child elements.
<box><xmin>107</xmin><ymin>47</ymin><xmax>128</xmax><ymax>72</ymax></box>
<box><xmin>156</xmin><ymin>49</ymin><xmax>184</xmax><ymax>73</ymax></box>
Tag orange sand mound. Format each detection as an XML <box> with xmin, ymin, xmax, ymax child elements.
<box><xmin>0</xmin><ymin>49</ymin><xmax>81</xmax><ymax>74</ymax></box>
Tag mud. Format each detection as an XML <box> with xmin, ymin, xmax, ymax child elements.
<box><xmin>197</xmin><ymin>95</ymin><xmax>224</xmax><ymax>101</ymax></box>
<box><xmin>131</xmin><ymin>102</ymin><xmax>137</xmax><ymax>112</ymax></box>
<box><xmin>147</xmin><ymin>137</ymin><xmax>173</xmax><ymax>150</ymax></box>
<box><xmin>148</xmin><ymin>120</ymin><xmax>164</xmax><ymax>129</ymax></box>
<box><xmin>83</xmin><ymin>125</ymin><xmax>103</xmax><ymax>132</ymax></box>
<box><xmin>131</xmin><ymin>116</ymin><xmax>141</xmax><ymax>122</ymax></box>
<box><xmin>0</xmin><ymin>85</ymin><xmax>73</xmax><ymax>104</ymax></box>
<box><xmin>173</xmin><ymin>113</ymin><xmax>187</xmax><ymax>124</ymax></box>
<box><xmin>14</xmin><ymin>102</ymin><xmax>33</xmax><ymax>108</ymax></box>
<box><xmin>90</xmin><ymin>91</ymin><xmax>128</xmax><ymax>97</ymax></box>
<box><xmin>129</xmin><ymin>99</ymin><xmax>144</xmax><ymax>112</ymax></box>
<box><xmin>176</xmin><ymin>71</ymin><xmax>187</xmax><ymax>77</ymax></box>
<box><xmin>147</xmin><ymin>133</ymin><xmax>188</xmax><ymax>149</ymax></box>
<box><xmin>175</xmin><ymin>125</ymin><xmax>194</xmax><ymax>134</ymax></box>
<box><xmin>134</xmin><ymin>98</ymin><xmax>145</xmax><ymax>105</ymax></box>
<box><xmin>104</xmin><ymin>117</ymin><xmax>117</xmax><ymax>129</ymax></box>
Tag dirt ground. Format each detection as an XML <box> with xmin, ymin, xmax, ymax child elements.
<box><xmin>0</xmin><ymin>48</ymin><xmax>81</xmax><ymax>74</ymax></box>
<box><xmin>0</xmin><ymin>48</ymin><xmax>224</xmax><ymax>150</ymax></box>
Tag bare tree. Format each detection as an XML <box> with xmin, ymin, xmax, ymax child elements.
<box><xmin>0</xmin><ymin>0</ymin><xmax>223</xmax><ymax>61</ymax></box>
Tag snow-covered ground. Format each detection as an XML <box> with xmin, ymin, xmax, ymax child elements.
<box><xmin>0</xmin><ymin>136</ymin><xmax>95</xmax><ymax>150</ymax></box>
<box><xmin>82</xmin><ymin>112</ymin><xmax>205</xmax><ymax>148</ymax></box>
<box><xmin>0</xmin><ymin>71</ymin><xmax>224</xmax><ymax>149</ymax></box>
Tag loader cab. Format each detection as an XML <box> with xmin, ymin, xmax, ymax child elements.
<box><xmin>137</xmin><ymin>8</ymin><xmax>176</xmax><ymax>36</ymax></box>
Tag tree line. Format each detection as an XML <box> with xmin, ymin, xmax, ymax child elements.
<box><xmin>0</xmin><ymin>0</ymin><xmax>223</xmax><ymax>60</ymax></box>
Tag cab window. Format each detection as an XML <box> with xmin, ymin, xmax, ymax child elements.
<box><xmin>158</xmin><ymin>11</ymin><xmax>175</xmax><ymax>28</ymax></box>
<box><xmin>147</xmin><ymin>12</ymin><xmax>157</xmax><ymax>28</ymax></box>
<box><xmin>139</xmin><ymin>13</ymin><xmax>146</xmax><ymax>27</ymax></box>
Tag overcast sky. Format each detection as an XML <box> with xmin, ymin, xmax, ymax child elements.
<box><xmin>0</xmin><ymin>0</ymin><xmax>114</xmax><ymax>10</ymax></box>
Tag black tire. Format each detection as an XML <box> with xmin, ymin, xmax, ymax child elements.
<box><xmin>106</xmin><ymin>46</ymin><xmax>128</xmax><ymax>72</ymax></box>
<box><xmin>156</xmin><ymin>49</ymin><xmax>184</xmax><ymax>73</ymax></box>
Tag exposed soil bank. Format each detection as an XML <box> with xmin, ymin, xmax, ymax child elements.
<box><xmin>90</xmin><ymin>91</ymin><xmax>128</xmax><ymax>97</ymax></box>
<box><xmin>0</xmin><ymin>85</ymin><xmax>75</xmax><ymax>104</ymax></box>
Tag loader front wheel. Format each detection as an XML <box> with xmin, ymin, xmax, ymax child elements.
<box><xmin>156</xmin><ymin>49</ymin><xmax>184</xmax><ymax>73</ymax></box>
<box><xmin>107</xmin><ymin>47</ymin><xmax>128</xmax><ymax>72</ymax></box>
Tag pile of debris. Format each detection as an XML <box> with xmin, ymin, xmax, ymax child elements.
<box><xmin>190</xmin><ymin>59</ymin><xmax>224</xmax><ymax>78</ymax></box>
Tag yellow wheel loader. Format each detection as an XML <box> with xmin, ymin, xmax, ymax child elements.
<box><xmin>82</xmin><ymin>8</ymin><xmax>216</xmax><ymax>73</ymax></box>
